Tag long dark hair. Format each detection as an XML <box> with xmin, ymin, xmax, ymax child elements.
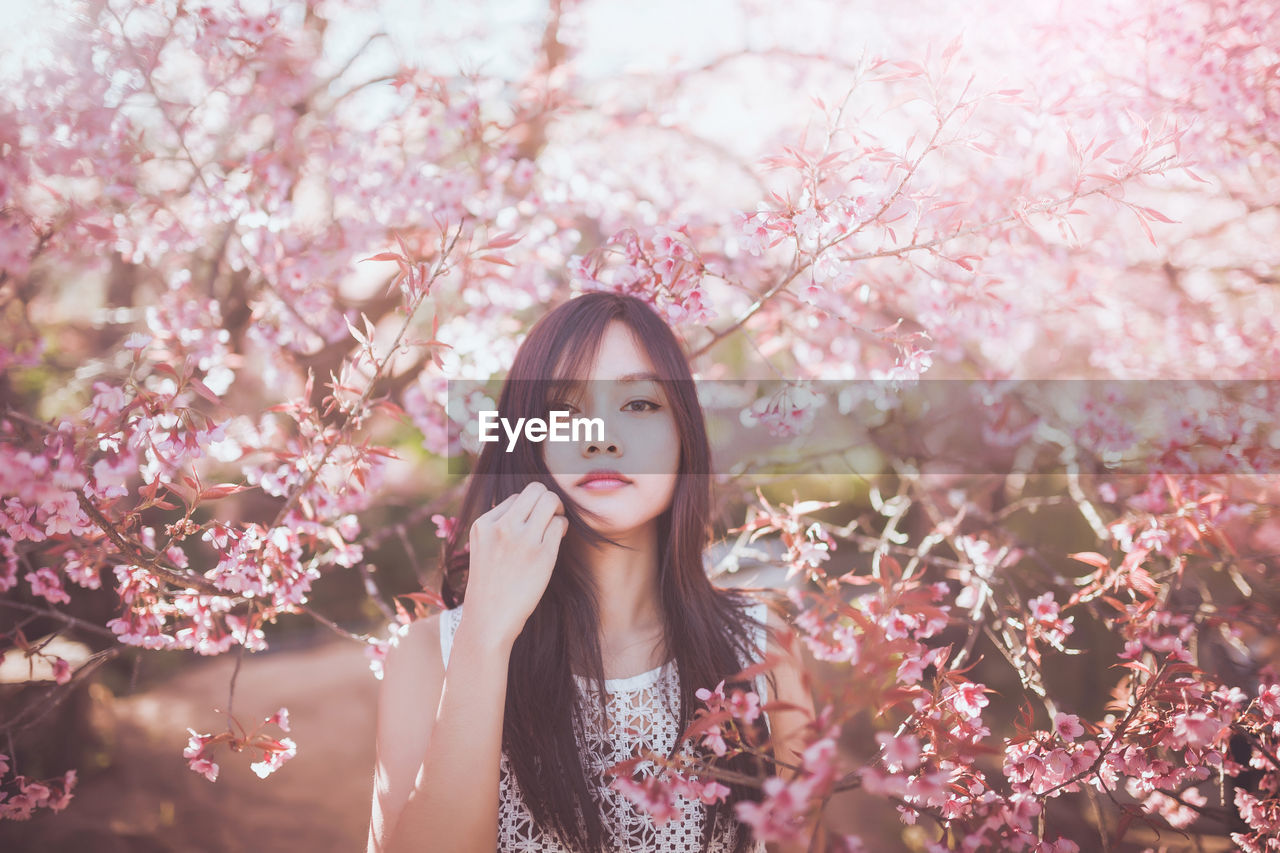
<box><xmin>439</xmin><ymin>291</ymin><xmax>779</xmax><ymax>852</ymax></box>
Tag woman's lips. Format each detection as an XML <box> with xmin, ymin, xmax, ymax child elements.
<box><xmin>581</xmin><ymin>473</ymin><xmax>629</xmax><ymax>489</ymax></box>
<box><xmin>576</xmin><ymin>470</ymin><xmax>633</xmax><ymax>489</ymax></box>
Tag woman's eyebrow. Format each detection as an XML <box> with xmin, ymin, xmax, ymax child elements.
<box><xmin>616</xmin><ymin>372</ymin><xmax>660</xmax><ymax>383</ymax></box>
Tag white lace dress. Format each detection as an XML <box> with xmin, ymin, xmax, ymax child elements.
<box><xmin>439</xmin><ymin>602</ymin><xmax>770</xmax><ymax>853</ymax></box>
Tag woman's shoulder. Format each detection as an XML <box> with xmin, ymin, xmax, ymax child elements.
<box><xmin>390</xmin><ymin>611</ymin><xmax>445</xmax><ymax>667</ymax></box>
<box><xmin>381</xmin><ymin>607</ymin><xmax>465</xmax><ymax>680</ymax></box>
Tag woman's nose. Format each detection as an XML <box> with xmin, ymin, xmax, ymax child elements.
<box><xmin>583</xmin><ymin>431</ymin><xmax>621</xmax><ymax>457</ymax></box>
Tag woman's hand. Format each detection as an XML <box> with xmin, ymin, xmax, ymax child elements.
<box><xmin>463</xmin><ymin>480</ymin><xmax>568</xmax><ymax>647</ymax></box>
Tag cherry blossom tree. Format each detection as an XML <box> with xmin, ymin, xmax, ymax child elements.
<box><xmin>2</xmin><ymin>0</ymin><xmax>1278</xmax><ymax>849</ymax></box>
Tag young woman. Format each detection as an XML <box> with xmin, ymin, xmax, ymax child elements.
<box><xmin>367</xmin><ymin>292</ymin><xmax>815</xmax><ymax>853</ymax></box>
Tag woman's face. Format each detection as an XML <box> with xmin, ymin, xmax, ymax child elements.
<box><xmin>543</xmin><ymin>320</ymin><xmax>680</xmax><ymax>539</ymax></box>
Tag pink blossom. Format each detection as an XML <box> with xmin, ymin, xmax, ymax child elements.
<box><xmin>1029</xmin><ymin>592</ymin><xmax>1060</xmax><ymax>621</ymax></box>
<box><xmin>947</xmin><ymin>682</ymin><xmax>990</xmax><ymax>719</ymax></box>
<box><xmin>1144</xmin><ymin>787</ymin><xmax>1205</xmax><ymax>829</ymax></box>
<box><xmin>877</xmin><ymin>731</ymin><xmax>923</xmax><ymax>772</ymax></box>
<box><xmin>897</xmin><ymin>653</ymin><xmax>929</xmax><ymax>685</ymax></box>
<box><xmin>25</xmin><ymin>567</ymin><xmax>71</xmax><ymax>605</ymax></box>
<box><xmin>801</xmin><ymin>735</ymin><xmax>838</xmax><ymax>790</ymax></box>
<box><xmin>744</xmin><ymin>383</ymin><xmax>825</xmax><ymax>439</ymax></box>
<box><xmin>791</xmin><ymin>207</ymin><xmax>825</xmax><ymax>243</ymax></box>
<box><xmin>726</xmin><ymin>689</ymin><xmax>761</xmax><ymax>724</ymax></box>
<box><xmin>735</xmin><ymin>775</ymin><xmax>808</xmax><ymax>844</ymax></box>
<box><xmin>611</xmin><ymin>773</ymin><xmax>683</xmax><ymax>826</ymax></box>
<box><xmin>184</xmin><ymin>729</ymin><xmax>216</xmax><ymax>761</ymax></box>
<box><xmin>1168</xmin><ymin>712</ymin><xmax>1227</xmax><ymax>749</ymax></box>
<box><xmin>1257</xmin><ymin>683</ymin><xmax>1280</xmax><ymax>718</ymax></box>
<box><xmin>51</xmin><ymin>656</ymin><xmax>72</xmax><ymax>685</ymax></box>
<box><xmin>188</xmin><ymin>757</ymin><xmax>219</xmax><ymax>783</ymax></box>
<box><xmin>249</xmin><ymin>738</ymin><xmax>296</xmax><ymax>778</ymax></box>
<box><xmin>266</xmin><ymin>707</ymin><xmax>291</xmax><ymax>733</ymax></box>
<box><xmin>1053</xmin><ymin>713</ymin><xmax>1084</xmax><ymax>741</ymax></box>
<box><xmin>431</xmin><ymin>513</ymin><xmax>458</xmax><ymax>540</ymax></box>
<box><xmin>694</xmin><ymin>780</ymin><xmax>730</xmax><ymax>804</ymax></box>
<box><xmin>669</xmin><ymin>773</ymin><xmax>731</xmax><ymax>805</ymax></box>
<box><xmin>45</xmin><ymin>770</ymin><xmax>76</xmax><ymax>812</ymax></box>
<box><xmin>736</xmin><ymin>210</ymin><xmax>776</xmax><ymax>256</ymax></box>
<box><xmin>1036</xmin><ymin>839</ymin><xmax>1080</xmax><ymax>853</ymax></box>
<box><xmin>702</xmin><ymin>725</ymin><xmax>728</xmax><ymax>757</ymax></box>
<box><xmin>696</xmin><ymin>680</ymin><xmax>727</xmax><ymax>712</ymax></box>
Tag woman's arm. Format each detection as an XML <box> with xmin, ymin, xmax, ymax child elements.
<box><xmin>761</xmin><ymin>605</ymin><xmax>821</xmax><ymax>853</ymax></box>
<box><xmin>366</xmin><ymin>613</ymin><xmax>444</xmax><ymax>853</ymax></box>
<box><xmin>366</xmin><ymin>611</ymin><xmax>515</xmax><ymax>853</ymax></box>
<box><xmin>367</xmin><ymin>481</ymin><xmax>568</xmax><ymax>853</ymax></box>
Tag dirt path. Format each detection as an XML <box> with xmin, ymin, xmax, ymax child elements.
<box><xmin>4</xmin><ymin>633</ymin><xmax>380</xmax><ymax>853</ymax></box>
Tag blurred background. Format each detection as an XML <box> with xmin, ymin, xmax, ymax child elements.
<box><xmin>2</xmin><ymin>0</ymin><xmax>1278</xmax><ymax>850</ymax></box>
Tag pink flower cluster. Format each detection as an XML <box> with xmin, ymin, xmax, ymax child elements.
<box><xmin>611</xmin><ymin>770</ymin><xmax>732</xmax><ymax>826</ymax></box>
<box><xmin>734</xmin><ymin>492</ymin><xmax>840</xmax><ymax>584</ymax></box>
<box><xmin>0</xmin><ymin>754</ymin><xmax>76</xmax><ymax>820</ymax></box>
<box><xmin>694</xmin><ymin>679</ymin><xmax>763</xmax><ymax>756</ymax></box>
<box><xmin>568</xmin><ymin>226</ymin><xmax>716</xmax><ymax>326</ymax></box>
<box><xmin>0</xmin><ymin>424</ymin><xmax>94</xmax><ymax>558</ymax></box>
<box><xmin>182</xmin><ymin>706</ymin><xmax>295</xmax><ymax>783</ymax></box>
<box><xmin>1229</xmin><ymin>682</ymin><xmax>1280</xmax><ymax>851</ymax></box>
<box><xmin>742</xmin><ymin>382</ymin><xmax>827</xmax><ymax>439</ymax></box>
<box><xmin>735</xmin><ymin>735</ymin><xmax>838</xmax><ymax>844</ymax></box>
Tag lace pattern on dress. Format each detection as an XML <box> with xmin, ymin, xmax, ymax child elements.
<box><xmin>439</xmin><ymin>603</ymin><xmax>770</xmax><ymax>853</ymax></box>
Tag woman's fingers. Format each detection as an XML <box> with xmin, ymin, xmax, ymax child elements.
<box><xmin>465</xmin><ymin>482</ymin><xmax>569</xmax><ymax>645</ymax></box>
<box><xmin>484</xmin><ymin>490</ymin><xmax>520</xmax><ymax>521</ymax></box>
<box><xmin>485</xmin><ymin>483</ymin><xmax>541</xmax><ymax>525</ymax></box>
<box><xmin>526</xmin><ymin>489</ymin><xmax>564</xmax><ymax>534</ymax></box>
<box><xmin>540</xmin><ymin>515</ymin><xmax>569</xmax><ymax>545</ymax></box>
<box><xmin>507</xmin><ymin>481</ymin><xmax>551</xmax><ymax>524</ymax></box>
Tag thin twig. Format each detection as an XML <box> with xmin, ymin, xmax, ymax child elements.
<box><xmin>268</xmin><ymin>223</ymin><xmax>464</xmax><ymax>529</ymax></box>
<box><xmin>0</xmin><ymin>647</ymin><xmax>124</xmax><ymax>737</ymax></box>
<box><xmin>0</xmin><ymin>599</ymin><xmax>120</xmax><ymax>640</ymax></box>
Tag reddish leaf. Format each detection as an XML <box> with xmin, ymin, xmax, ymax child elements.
<box><xmin>482</xmin><ymin>231</ymin><xmax>521</xmax><ymax>250</ymax></box>
<box><xmin>394</xmin><ymin>230</ymin><xmax>412</xmax><ymax>261</ymax></box>
<box><xmin>1115</xmin><ymin>810</ymin><xmax>1134</xmax><ymax>844</ymax></box>
<box><xmin>399</xmin><ymin>590</ymin><xmax>446</xmax><ymax>610</ymax></box>
<box><xmin>682</xmin><ymin>710</ymin><xmax>732</xmax><ymax>741</ymax></box>
<box><xmin>375</xmin><ymin>399</ymin><xmax>409</xmax><ymax>420</ymax></box>
<box><xmin>941</xmin><ymin>33</ymin><xmax>962</xmax><ymax>65</ymax></box>
<box><xmin>1137</xmin><ymin>205</ymin><xmax>1176</xmax><ymax>224</ymax></box>
<box><xmin>200</xmin><ymin>483</ymin><xmax>252</xmax><ymax>500</ymax></box>
<box><xmin>188</xmin><ymin>376</ymin><xmax>223</xmax><ymax>405</ymax></box>
<box><xmin>1133</xmin><ymin>208</ymin><xmax>1157</xmax><ymax>246</ymax></box>
<box><xmin>1068</xmin><ymin>551</ymin><xmax>1110</xmax><ymax>568</ymax></box>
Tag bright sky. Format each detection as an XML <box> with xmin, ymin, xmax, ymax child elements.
<box><xmin>0</xmin><ymin>0</ymin><xmax>58</xmax><ymax>78</ymax></box>
<box><xmin>367</xmin><ymin>0</ymin><xmax>892</xmax><ymax>78</ymax></box>
<box><xmin>0</xmin><ymin>0</ymin><xmax>893</xmax><ymax>92</ymax></box>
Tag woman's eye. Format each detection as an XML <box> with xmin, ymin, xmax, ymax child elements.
<box><xmin>624</xmin><ymin>399</ymin><xmax>661</xmax><ymax>413</ymax></box>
